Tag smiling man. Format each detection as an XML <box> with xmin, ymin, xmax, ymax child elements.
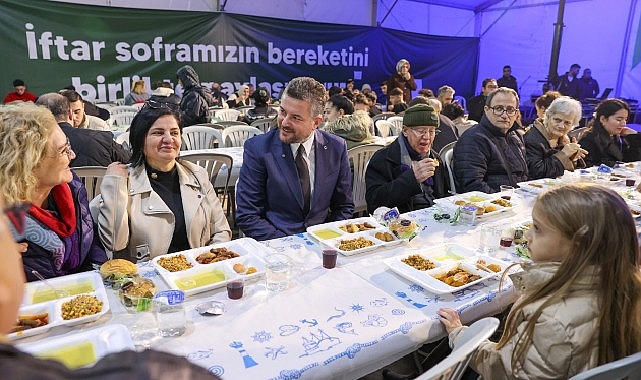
<box><xmin>365</xmin><ymin>104</ymin><xmax>450</xmax><ymax>214</ymax></box>
<box><xmin>236</xmin><ymin>77</ymin><xmax>354</xmax><ymax>241</ymax></box>
<box><xmin>452</xmin><ymin>87</ymin><xmax>528</xmax><ymax>193</ymax></box>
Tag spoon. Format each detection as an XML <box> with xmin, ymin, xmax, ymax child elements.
<box><xmin>195</xmin><ymin>301</ymin><xmax>225</xmax><ymax>316</ymax></box>
<box><xmin>31</xmin><ymin>270</ymin><xmax>71</xmax><ymax>299</ymax></box>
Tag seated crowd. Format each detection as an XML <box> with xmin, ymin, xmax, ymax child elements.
<box><xmin>1</xmin><ymin>65</ymin><xmax>641</xmax><ymax>379</ymax></box>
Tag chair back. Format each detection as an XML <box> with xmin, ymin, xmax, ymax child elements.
<box><xmin>108</xmin><ymin>105</ymin><xmax>139</xmax><ymax>115</ymax></box>
<box><xmin>181</xmin><ymin>125</ymin><xmax>223</xmax><ymax>150</ymax></box>
<box><xmin>387</xmin><ymin>116</ymin><xmax>404</xmax><ymax>135</ymax></box>
<box><xmin>569</xmin><ymin>351</ymin><xmax>641</xmax><ymax>380</ymax></box>
<box><xmin>72</xmin><ymin>166</ymin><xmax>108</xmax><ymax>199</ymax></box>
<box><xmin>208</xmin><ymin>106</ymin><xmax>223</xmax><ymax>122</ymax></box>
<box><xmin>131</xmin><ymin>103</ymin><xmax>145</xmax><ymax>111</ymax></box>
<box><xmin>374</xmin><ymin>119</ymin><xmax>394</xmax><ymax>138</ymax></box>
<box><xmin>371</xmin><ymin>112</ymin><xmax>395</xmax><ymax>123</ymax></box>
<box><xmin>218</xmin><ymin>120</ymin><xmax>249</xmax><ymax>128</ymax></box>
<box><xmin>180</xmin><ymin>152</ymin><xmax>233</xmax><ymax>205</ymax></box>
<box><xmin>251</xmin><ymin>118</ymin><xmax>274</xmax><ymax>133</ymax></box>
<box><xmin>214</xmin><ymin>108</ymin><xmax>241</xmax><ymax>122</ymax></box>
<box><xmin>415</xmin><ymin>317</ymin><xmax>499</xmax><ymax>380</ymax></box>
<box><xmin>222</xmin><ymin>125</ymin><xmax>263</xmax><ymax>147</ymax></box>
<box><xmin>439</xmin><ymin>141</ymin><xmax>457</xmax><ymax>195</ymax></box>
<box><xmin>114</xmin><ymin>131</ymin><xmax>130</xmax><ymax>150</ymax></box>
<box><xmin>347</xmin><ymin>144</ymin><xmax>385</xmax><ymax>216</ymax></box>
<box><xmin>109</xmin><ymin>112</ymin><xmax>137</xmax><ymax>129</ymax></box>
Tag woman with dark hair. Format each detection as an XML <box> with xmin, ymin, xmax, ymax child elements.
<box><xmin>96</xmin><ymin>101</ymin><xmax>231</xmax><ymax>262</ymax></box>
<box><xmin>241</xmin><ymin>86</ymin><xmax>278</xmax><ymax>124</ymax></box>
<box><xmin>579</xmin><ymin>98</ymin><xmax>638</xmax><ymax>167</ymax></box>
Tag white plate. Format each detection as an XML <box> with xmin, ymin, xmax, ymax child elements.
<box><xmin>307</xmin><ymin>217</ymin><xmax>404</xmax><ymax>256</ymax></box>
<box><xmin>10</xmin><ymin>272</ymin><xmax>110</xmax><ymax>340</ymax></box>
<box><xmin>17</xmin><ymin>324</ymin><xmax>134</xmax><ymax>369</ymax></box>
<box><xmin>151</xmin><ymin>237</ymin><xmax>267</xmax><ymax>296</ymax></box>
<box><xmin>433</xmin><ymin>191</ymin><xmax>514</xmax><ymax>219</ymax></box>
<box><xmin>384</xmin><ymin>245</ymin><xmax>508</xmax><ymax>294</ymax></box>
<box><xmin>516</xmin><ymin>178</ymin><xmax>563</xmax><ymax>194</ymax></box>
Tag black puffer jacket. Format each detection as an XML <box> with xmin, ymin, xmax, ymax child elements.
<box><xmin>452</xmin><ymin>115</ymin><xmax>528</xmax><ymax>193</ymax></box>
<box><xmin>176</xmin><ymin>65</ymin><xmax>214</xmax><ymax>127</ymax></box>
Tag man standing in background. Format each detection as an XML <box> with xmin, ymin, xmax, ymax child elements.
<box><xmin>497</xmin><ymin>65</ymin><xmax>518</xmax><ymax>94</ymax></box>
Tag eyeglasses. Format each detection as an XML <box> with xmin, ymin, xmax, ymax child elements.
<box><xmin>550</xmin><ymin>117</ymin><xmax>575</xmax><ymax>128</ymax></box>
<box><xmin>409</xmin><ymin>128</ymin><xmax>440</xmax><ymax>138</ymax></box>
<box><xmin>488</xmin><ymin>105</ymin><xmax>518</xmax><ymax>116</ymax></box>
<box><xmin>3</xmin><ymin>202</ymin><xmax>30</xmax><ymax>239</ymax></box>
<box><xmin>142</xmin><ymin>100</ymin><xmax>179</xmax><ymax>112</ymax></box>
<box><xmin>51</xmin><ymin>139</ymin><xmax>74</xmax><ymax>160</ymax></box>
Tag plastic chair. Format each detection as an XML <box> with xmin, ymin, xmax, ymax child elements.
<box><xmin>221</xmin><ymin>125</ymin><xmax>263</xmax><ymax>147</ymax></box>
<box><xmin>218</xmin><ymin>120</ymin><xmax>249</xmax><ymax>128</ymax></box>
<box><xmin>347</xmin><ymin>144</ymin><xmax>385</xmax><ymax>216</ymax></box>
<box><xmin>109</xmin><ymin>112</ymin><xmax>137</xmax><ymax>129</ymax></box>
<box><xmin>72</xmin><ymin>166</ymin><xmax>108</xmax><ymax>199</ymax></box>
<box><xmin>114</xmin><ymin>131</ymin><xmax>130</xmax><ymax>151</ymax></box>
<box><xmin>375</xmin><ymin>119</ymin><xmax>394</xmax><ymax>138</ymax></box>
<box><xmin>413</xmin><ymin>317</ymin><xmax>500</xmax><ymax>380</ymax></box>
<box><xmin>180</xmin><ymin>152</ymin><xmax>233</xmax><ymax>214</ymax></box>
<box><xmin>569</xmin><ymin>351</ymin><xmax>641</xmax><ymax>380</ymax></box>
<box><xmin>214</xmin><ymin>108</ymin><xmax>241</xmax><ymax>122</ymax></box>
<box><xmin>181</xmin><ymin>125</ymin><xmax>223</xmax><ymax>150</ymax></box>
<box><xmin>372</xmin><ymin>112</ymin><xmax>395</xmax><ymax>123</ymax></box>
<box><xmin>387</xmin><ymin>116</ymin><xmax>404</xmax><ymax>135</ymax></box>
<box><xmin>438</xmin><ymin>141</ymin><xmax>457</xmax><ymax>195</ymax></box>
<box><xmin>250</xmin><ymin>118</ymin><xmax>274</xmax><ymax>133</ymax></box>
<box><xmin>108</xmin><ymin>105</ymin><xmax>139</xmax><ymax>115</ymax></box>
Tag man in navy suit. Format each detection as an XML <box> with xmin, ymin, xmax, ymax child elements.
<box><xmin>236</xmin><ymin>77</ymin><xmax>354</xmax><ymax>241</ymax></box>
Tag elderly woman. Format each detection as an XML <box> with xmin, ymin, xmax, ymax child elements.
<box><xmin>97</xmin><ymin>101</ymin><xmax>231</xmax><ymax>262</ymax></box>
<box><xmin>579</xmin><ymin>99</ymin><xmax>638</xmax><ymax>167</ymax></box>
<box><xmin>0</xmin><ymin>103</ymin><xmax>107</xmax><ymax>281</ymax></box>
<box><xmin>523</xmin><ymin>97</ymin><xmax>587</xmax><ymax>179</ymax></box>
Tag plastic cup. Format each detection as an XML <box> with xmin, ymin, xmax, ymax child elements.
<box><xmin>154</xmin><ymin>290</ymin><xmax>187</xmax><ymax>337</ymax></box>
<box><xmin>226</xmin><ymin>276</ymin><xmax>245</xmax><ymax>300</ymax></box>
<box><xmin>626</xmin><ymin>179</ymin><xmax>636</xmax><ymax>187</ymax></box>
<box><xmin>499</xmin><ymin>185</ymin><xmax>515</xmax><ymax>201</ymax></box>
<box><xmin>479</xmin><ymin>224</ymin><xmax>501</xmax><ymax>255</ymax></box>
<box><xmin>322</xmin><ymin>250</ymin><xmax>338</xmax><ymax>269</ymax></box>
<box><xmin>264</xmin><ymin>254</ymin><xmax>291</xmax><ymax>292</ymax></box>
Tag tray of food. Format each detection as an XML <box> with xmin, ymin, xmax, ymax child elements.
<box><xmin>151</xmin><ymin>237</ymin><xmax>267</xmax><ymax>296</ymax></box>
<box><xmin>384</xmin><ymin>244</ymin><xmax>509</xmax><ymax>293</ymax></box>
<box><xmin>17</xmin><ymin>324</ymin><xmax>134</xmax><ymax>369</ymax></box>
<box><xmin>517</xmin><ymin>178</ymin><xmax>563</xmax><ymax>194</ymax></box>
<box><xmin>433</xmin><ymin>191</ymin><xmax>514</xmax><ymax>218</ymax></box>
<box><xmin>11</xmin><ymin>271</ymin><xmax>110</xmax><ymax>340</ymax></box>
<box><xmin>306</xmin><ymin>217</ymin><xmax>406</xmax><ymax>256</ymax></box>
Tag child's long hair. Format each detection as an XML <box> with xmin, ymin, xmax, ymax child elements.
<box><xmin>497</xmin><ymin>183</ymin><xmax>641</xmax><ymax>368</ymax></box>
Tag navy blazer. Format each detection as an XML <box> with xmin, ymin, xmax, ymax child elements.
<box><xmin>236</xmin><ymin>128</ymin><xmax>354</xmax><ymax>241</ymax></box>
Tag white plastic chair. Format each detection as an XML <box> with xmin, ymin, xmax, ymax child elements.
<box><xmin>374</xmin><ymin>119</ymin><xmax>394</xmax><ymax>137</ymax></box>
<box><xmin>110</xmin><ymin>112</ymin><xmax>137</xmax><ymax>129</ymax></box>
<box><xmin>182</xmin><ymin>125</ymin><xmax>223</xmax><ymax>150</ymax></box>
<box><xmin>214</xmin><ymin>108</ymin><xmax>241</xmax><ymax>122</ymax></box>
<box><xmin>250</xmin><ymin>118</ymin><xmax>274</xmax><ymax>133</ymax></box>
<box><xmin>108</xmin><ymin>105</ymin><xmax>139</xmax><ymax>116</ymax></box>
<box><xmin>371</xmin><ymin>112</ymin><xmax>395</xmax><ymax>123</ymax></box>
<box><xmin>221</xmin><ymin>125</ymin><xmax>263</xmax><ymax>147</ymax></box>
<box><xmin>414</xmin><ymin>317</ymin><xmax>499</xmax><ymax>380</ymax></box>
<box><xmin>569</xmin><ymin>350</ymin><xmax>641</xmax><ymax>380</ymax></box>
<box><xmin>348</xmin><ymin>144</ymin><xmax>385</xmax><ymax>216</ymax></box>
<box><xmin>439</xmin><ymin>141</ymin><xmax>457</xmax><ymax>194</ymax></box>
<box><xmin>72</xmin><ymin>166</ymin><xmax>108</xmax><ymax>199</ymax></box>
<box><xmin>180</xmin><ymin>152</ymin><xmax>233</xmax><ymax>212</ymax></box>
<box><xmin>387</xmin><ymin>116</ymin><xmax>404</xmax><ymax>135</ymax></box>
<box><xmin>114</xmin><ymin>131</ymin><xmax>130</xmax><ymax>151</ymax></box>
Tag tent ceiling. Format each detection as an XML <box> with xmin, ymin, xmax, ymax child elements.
<box><xmin>405</xmin><ymin>0</ymin><xmax>505</xmax><ymax>12</ymax></box>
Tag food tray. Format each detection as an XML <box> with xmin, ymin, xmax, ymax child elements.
<box><xmin>17</xmin><ymin>324</ymin><xmax>134</xmax><ymax>369</ymax></box>
<box><xmin>11</xmin><ymin>272</ymin><xmax>110</xmax><ymax>340</ymax></box>
<box><xmin>433</xmin><ymin>191</ymin><xmax>514</xmax><ymax>219</ymax></box>
<box><xmin>517</xmin><ymin>178</ymin><xmax>564</xmax><ymax>194</ymax></box>
<box><xmin>384</xmin><ymin>244</ymin><xmax>508</xmax><ymax>293</ymax></box>
<box><xmin>151</xmin><ymin>237</ymin><xmax>268</xmax><ymax>296</ymax></box>
<box><xmin>307</xmin><ymin>217</ymin><xmax>404</xmax><ymax>256</ymax></box>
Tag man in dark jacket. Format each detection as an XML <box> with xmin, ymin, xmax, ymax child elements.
<box><xmin>366</xmin><ymin>104</ymin><xmax>450</xmax><ymax>214</ymax></box>
<box><xmin>176</xmin><ymin>65</ymin><xmax>214</xmax><ymax>127</ymax></box>
<box><xmin>557</xmin><ymin>63</ymin><xmax>582</xmax><ymax>99</ymax></box>
<box><xmin>468</xmin><ymin>78</ymin><xmax>498</xmax><ymax>122</ymax></box>
<box><xmin>452</xmin><ymin>87</ymin><xmax>528</xmax><ymax>193</ymax></box>
<box><xmin>36</xmin><ymin>93</ymin><xmax>131</xmax><ymax>167</ymax></box>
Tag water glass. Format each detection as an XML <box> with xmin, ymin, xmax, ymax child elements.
<box><xmin>264</xmin><ymin>254</ymin><xmax>292</xmax><ymax>292</ymax></box>
<box><xmin>154</xmin><ymin>290</ymin><xmax>187</xmax><ymax>337</ymax></box>
<box><xmin>479</xmin><ymin>224</ymin><xmax>501</xmax><ymax>255</ymax></box>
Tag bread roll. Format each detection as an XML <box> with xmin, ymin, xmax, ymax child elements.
<box><xmin>99</xmin><ymin>259</ymin><xmax>138</xmax><ymax>278</ymax></box>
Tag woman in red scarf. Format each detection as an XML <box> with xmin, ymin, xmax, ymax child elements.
<box><xmin>0</xmin><ymin>102</ymin><xmax>107</xmax><ymax>281</ymax></box>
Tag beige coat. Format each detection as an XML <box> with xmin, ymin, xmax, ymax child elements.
<box><xmin>96</xmin><ymin>160</ymin><xmax>231</xmax><ymax>262</ymax></box>
<box><xmin>449</xmin><ymin>262</ymin><xmax>600</xmax><ymax>379</ymax></box>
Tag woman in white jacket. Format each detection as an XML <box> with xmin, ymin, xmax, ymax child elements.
<box><xmin>439</xmin><ymin>184</ymin><xmax>641</xmax><ymax>379</ymax></box>
<box><xmin>96</xmin><ymin>101</ymin><xmax>231</xmax><ymax>262</ymax></box>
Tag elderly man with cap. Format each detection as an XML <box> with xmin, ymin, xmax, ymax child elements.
<box><xmin>365</xmin><ymin>104</ymin><xmax>451</xmax><ymax>214</ymax></box>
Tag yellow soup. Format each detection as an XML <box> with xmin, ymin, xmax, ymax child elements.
<box><xmin>175</xmin><ymin>270</ymin><xmax>226</xmax><ymax>290</ymax></box>
<box><xmin>32</xmin><ymin>282</ymin><xmax>95</xmax><ymax>304</ymax></box>
<box><xmin>313</xmin><ymin>228</ymin><xmax>342</xmax><ymax>240</ymax></box>
<box><xmin>38</xmin><ymin>341</ymin><xmax>96</xmax><ymax>369</ymax></box>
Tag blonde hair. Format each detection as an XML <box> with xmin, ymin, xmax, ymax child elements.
<box><xmin>0</xmin><ymin>103</ymin><xmax>55</xmax><ymax>204</ymax></box>
<box><xmin>497</xmin><ymin>183</ymin><xmax>641</xmax><ymax>367</ymax></box>
<box><xmin>131</xmin><ymin>80</ymin><xmax>146</xmax><ymax>94</ymax></box>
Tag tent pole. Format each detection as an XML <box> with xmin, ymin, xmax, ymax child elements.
<box><xmin>615</xmin><ymin>0</ymin><xmax>638</xmax><ymax>98</ymax></box>
<box><xmin>547</xmin><ymin>0</ymin><xmax>566</xmax><ymax>89</ymax></box>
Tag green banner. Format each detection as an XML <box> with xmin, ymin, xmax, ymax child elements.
<box><xmin>0</xmin><ymin>0</ymin><xmax>479</xmax><ymax>101</ymax></box>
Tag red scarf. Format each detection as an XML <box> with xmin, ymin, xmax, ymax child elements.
<box><xmin>28</xmin><ymin>183</ymin><xmax>77</xmax><ymax>238</ymax></box>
